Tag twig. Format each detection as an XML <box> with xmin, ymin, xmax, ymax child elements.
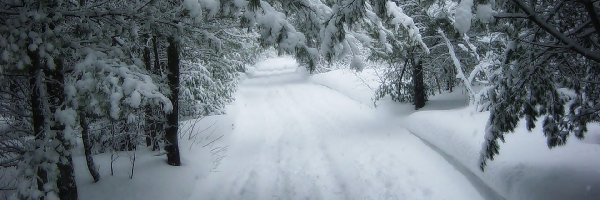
<box><xmin>202</xmin><ymin>134</ymin><xmax>224</xmax><ymax>148</ymax></box>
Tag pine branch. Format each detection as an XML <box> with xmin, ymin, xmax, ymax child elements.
<box><xmin>510</xmin><ymin>0</ymin><xmax>600</xmax><ymax>63</ymax></box>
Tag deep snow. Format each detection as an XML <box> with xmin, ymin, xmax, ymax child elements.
<box><xmin>73</xmin><ymin>56</ymin><xmax>599</xmax><ymax>200</ymax></box>
<box><xmin>187</xmin><ymin>59</ymin><xmax>493</xmax><ymax>200</ymax></box>
<box><xmin>310</xmin><ymin>64</ymin><xmax>600</xmax><ymax>200</ymax></box>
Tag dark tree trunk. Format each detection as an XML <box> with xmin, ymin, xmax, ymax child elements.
<box><xmin>396</xmin><ymin>59</ymin><xmax>408</xmax><ymax>99</ymax></box>
<box><xmin>152</xmin><ymin>36</ymin><xmax>161</xmax><ymax>73</ymax></box>
<box><xmin>150</xmin><ymin>117</ymin><xmax>159</xmax><ymax>151</ymax></box>
<box><xmin>434</xmin><ymin>75</ymin><xmax>442</xmax><ymax>94</ymax></box>
<box><xmin>446</xmin><ymin>67</ymin><xmax>454</xmax><ymax>92</ymax></box>
<box><xmin>28</xmin><ymin>50</ymin><xmax>47</xmax><ymax>193</ymax></box>
<box><xmin>79</xmin><ymin>112</ymin><xmax>100</xmax><ymax>182</ymax></box>
<box><xmin>165</xmin><ymin>37</ymin><xmax>181</xmax><ymax>166</ymax></box>
<box><xmin>413</xmin><ymin>58</ymin><xmax>426</xmax><ymax>110</ymax></box>
<box><xmin>47</xmin><ymin>59</ymin><xmax>78</xmax><ymax>200</ymax></box>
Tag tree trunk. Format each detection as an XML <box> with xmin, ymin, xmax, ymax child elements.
<box><xmin>165</xmin><ymin>37</ymin><xmax>181</xmax><ymax>166</ymax></box>
<box><xmin>152</xmin><ymin>36</ymin><xmax>161</xmax><ymax>73</ymax></box>
<box><xmin>434</xmin><ymin>74</ymin><xmax>442</xmax><ymax>94</ymax></box>
<box><xmin>446</xmin><ymin>67</ymin><xmax>454</xmax><ymax>93</ymax></box>
<box><xmin>47</xmin><ymin>59</ymin><xmax>78</xmax><ymax>200</ymax></box>
<box><xmin>396</xmin><ymin>58</ymin><xmax>408</xmax><ymax>100</ymax></box>
<box><xmin>79</xmin><ymin>112</ymin><xmax>100</xmax><ymax>182</ymax></box>
<box><xmin>28</xmin><ymin>50</ymin><xmax>47</xmax><ymax>194</ymax></box>
<box><xmin>413</xmin><ymin>58</ymin><xmax>426</xmax><ymax>110</ymax></box>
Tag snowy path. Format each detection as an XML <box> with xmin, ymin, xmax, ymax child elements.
<box><xmin>189</xmin><ymin>71</ymin><xmax>492</xmax><ymax>200</ymax></box>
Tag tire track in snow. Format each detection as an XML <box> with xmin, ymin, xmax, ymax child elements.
<box><xmin>273</xmin><ymin>86</ymin><xmax>350</xmax><ymax>200</ymax></box>
<box><xmin>282</xmin><ymin>83</ymin><xmax>492</xmax><ymax>200</ymax></box>
<box><xmin>282</xmin><ymin>84</ymin><xmax>395</xmax><ymax>199</ymax></box>
<box><xmin>191</xmin><ymin>72</ymin><xmax>492</xmax><ymax>200</ymax></box>
<box><xmin>405</xmin><ymin>130</ymin><xmax>505</xmax><ymax>200</ymax></box>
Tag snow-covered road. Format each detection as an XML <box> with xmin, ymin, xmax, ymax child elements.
<box><xmin>188</xmin><ymin>69</ymin><xmax>496</xmax><ymax>200</ymax></box>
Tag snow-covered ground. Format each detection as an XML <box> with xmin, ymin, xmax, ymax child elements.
<box><xmin>75</xmin><ymin>56</ymin><xmax>600</xmax><ymax>200</ymax></box>
<box><xmin>407</xmin><ymin>108</ymin><xmax>600</xmax><ymax>200</ymax></box>
<box><xmin>187</xmin><ymin>68</ymin><xmax>494</xmax><ymax>200</ymax></box>
<box><xmin>246</xmin><ymin>55</ymin><xmax>301</xmax><ymax>77</ymax></box>
<box><xmin>75</xmin><ymin>114</ymin><xmax>235</xmax><ymax>200</ymax></box>
<box><xmin>310</xmin><ymin>64</ymin><xmax>600</xmax><ymax>200</ymax></box>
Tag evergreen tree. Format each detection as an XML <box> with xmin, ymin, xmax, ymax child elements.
<box><xmin>479</xmin><ymin>0</ymin><xmax>600</xmax><ymax>169</ymax></box>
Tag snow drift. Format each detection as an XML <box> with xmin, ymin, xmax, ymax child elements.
<box><xmin>406</xmin><ymin>109</ymin><xmax>600</xmax><ymax>200</ymax></box>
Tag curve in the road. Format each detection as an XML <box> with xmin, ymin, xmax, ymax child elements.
<box><xmin>189</xmin><ymin>71</ymin><xmax>495</xmax><ymax>200</ymax></box>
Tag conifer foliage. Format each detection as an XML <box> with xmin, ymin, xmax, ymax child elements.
<box><xmin>479</xmin><ymin>0</ymin><xmax>600</xmax><ymax>169</ymax></box>
<box><xmin>0</xmin><ymin>0</ymin><xmax>247</xmax><ymax>198</ymax></box>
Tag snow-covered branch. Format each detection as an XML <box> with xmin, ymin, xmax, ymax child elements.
<box><xmin>385</xmin><ymin>1</ymin><xmax>429</xmax><ymax>53</ymax></box>
<box><xmin>438</xmin><ymin>28</ymin><xmax>475</xmax><ymax>103</ymax></box>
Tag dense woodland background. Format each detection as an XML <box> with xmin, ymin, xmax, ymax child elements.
<box><xmin>0</xmin><ymin>0</ymin><xmax>598</xmax><ymax>199</ymax></box>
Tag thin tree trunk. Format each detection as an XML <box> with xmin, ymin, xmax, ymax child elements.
<box><xmin>152</xmin><ymin>36</ymin><xmax>161</xmax><ymax>73</ymax></box>
<box><xmin>434</xmin><ymin>74</ymin><xmax>442</xmax><ymax>94</ymax></box>
<box><xmin>165</xmin><ymin>37</ymin><xmax>181</xmax><ymax>166</ymax></box>
<box><xmin>447</xmin><ymin>67</ymin><xmax>454</xmax><ymax>93</ymax></box>
<box><xmin>47</xmin><ymin>59</ymin><xmax>78</xmax><ymax>200</ymax></box>
<box><xmin>396</xmin><ymin>59</ymin><xmax>408</xmax><ymax>100</ymax></box>
<box><xmin>79</xmin><ymin>112</ymin><xmax>100</xmax><ymax>182</ymax></box>
<box><xmin>28</xmin><ymin>50</ymin><xmax>47</xmax><ymax>193</ymax></box>
<box><xmin>413</xmin><ymin>58</ymin><xmax>426</xmax><ymax>109</ymax></box>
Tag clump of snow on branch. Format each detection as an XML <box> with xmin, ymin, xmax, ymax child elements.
<box><xmin>476</xmin><ymin>4</ymin><xmax>494</xmax><ymax>23</ymax></box>
<box><xmin>385</xmin><ymin>1</ymin><xmax>429</xmax><ymax>53</ymax></box>
<box><xmin>246</xmin><ymin>1</ymin><xmax>307</xmax><ymax>52</ymax></box>
<box><xmin>350</xmin><ymin>56</ymin><xmax>365</xmax><ymax>72</ymax></box>
<box><xmin>201</xmin><ymin>0</ymin><xmax>221</xmax><ymax>17</ymax></box>
<box><xmin>201</xmin><ymin>30</ymin><xmax>223</xmax><ymax>51</ymax></box>
<box><xmin>454</xmin><ymin>0</ymin><xmax>474</xmax><ymax>34</ymax></box>
<box><xmin>364</xmin><ymin>8</ymin><xmax>393</xmax><ymax>52</ymax></box>
<box><xmin>183</xmin><ymin>0</ymin><xmax>222</xmax><ymax>21</ymax></box>
<box><xmin>184</xmin><ymin>0</ymin><xmax>204</xmax><ymax>21</ymax></box>
<box><xmin>319</xmin><ymin>0</ymin><xmax>366</xmax><ymax>61</ymax></box>
<box><xmin>427</xmin><ymin>1</ymin><xmax>458</xmax><ymax>19</ymax></box>
<box><xmin>233</xmin><ymin>0</ymin><xmax>248</xmax><ymax>7</ymax></box>
<box><xmin>72</xmin><ymin>50</ymin><xmax>173</xmax><ymax>120</ymax></box>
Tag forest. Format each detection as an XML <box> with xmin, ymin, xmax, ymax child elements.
<box><xmin>0</xmin><ymin>0</ymin><xmax>599</xmax><ymax>199</ymax></box>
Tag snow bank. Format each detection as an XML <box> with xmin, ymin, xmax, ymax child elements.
<box><xmin>310</xmin><ymin>68</ymin><xmax>381</xmax><ymax>107</ymax></box>
<box><xmin>309</xmin><ymin>68</ymin><xmax>471</xmax><ymax>115</ymax></box>
<box><xmin>311</xmin><ymin>68</ymin><xmax>600</xmax><ymax>200</ymax></box>
<box><xmin>246</xmin><ymin>55</ymin><xmax>299</xmax><ymax>77</ymax></box>
<box><xmin>406</xmin><ymin>108</ymin><xmax>600</xmax><ymax>200</ymax></box>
